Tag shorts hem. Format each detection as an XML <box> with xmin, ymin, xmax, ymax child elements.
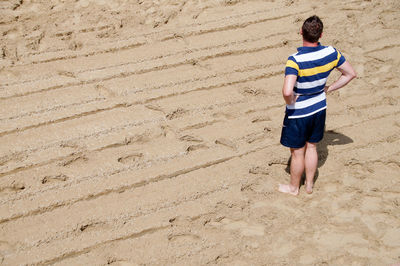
<box><xmin>280</xmin><ymin>140</ymin><xmax>306</xmax><ymax>149</ymax></box>
<box><xmin>308</xmin><ymin>137</ymin><xmax>323</xmax><ymax>143</ymax></box>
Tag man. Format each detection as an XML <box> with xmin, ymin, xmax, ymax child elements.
<box><xmin>278</xmin><ymin>15</ymin><xmax>356</xmax><ymax>195</ymax></box>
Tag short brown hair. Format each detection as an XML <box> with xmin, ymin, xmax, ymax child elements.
<box><xmin>302</xmin><ymin>15</ymin><xmax>323</xmax><ymax>43</ymax></box>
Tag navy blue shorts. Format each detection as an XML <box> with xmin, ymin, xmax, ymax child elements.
<box><xmin>280</xmin><ymin>109</ymin><xmax>326</xmax><ymax>148</ymax></box>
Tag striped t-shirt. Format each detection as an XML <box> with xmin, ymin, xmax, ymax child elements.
<box><xmin>285</xmin><ymin>44</ymin><xmax>346</xmax><ymax>119</ymax></box>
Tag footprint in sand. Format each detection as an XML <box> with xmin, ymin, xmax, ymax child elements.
<box><xmin>107</xmin><ymin>260</ymin><xmax>139</xmax><ymax>266</ymax></box>
<box><xmin>0</xmin><ymin>182</ymin><xmax>25</xmax><ymax>195</ymax></box>
<box><xmin>239</xmin><ymin>87</ymin><xmax>265</xmax><ymax>97</ymax></box>
<box><xmin>57</xmin><ymin>70</ymin><xmax>75</xmax><ymax>78</ymax></box>
<box><xmin>95</xmin><ymin>84</ymin><xmax>116</xmax><ymax>98</ymax></box>
<box><xmin>211</xmin><ymin>218</ymin><xmax>265</xmax><ymax>237</ymax></box>
<box><xmin>249</xmin><ymin>166</ymin><xmax>269</xmax><ymax>175</ymax></box>
<box><xmin>144</xmin><ymin>104</ymin><xmax>164</xmax><ymax>113</ymax></box>
<box><xmin>186</xmin><ymin>144</ymin><xmax>208</xmax><ymax>153</ymax></box>
<box><xmin>166</xmin><ymin>107</ymin><xmax>187</xmax><ymax>120</ymax></box>
<box><xmin>179</xmin><ymin>135</ymin><xmax>203</xmax><ymax>143</ymax></box>
<box><xmin>117</xmin><ymin>153</ymin><xmax>143</xmax><ymax>164</ymax></box>
<box><xmin>59</xmin><ymin>155</ymin><xmax>88</xmax><ymax>167</ymax></box>
<box><xmin>215</xmin><ymin>138</ymin><xmax>237</xmax><ymax>150</ymax></box>
<box><xmin>245</xmin><ymin>131</ymin><xmax>269</xmax><ymax>144</ymax></box>
<box><xmin>167</xmin><ymin>233</ymin><xmax>201</xmax><ymax>242</ymax></box>
<box><xmin>41</xmin><ymin>174</ymin><xmax>68</xmax><ymax>184</ymax></box>
<box><xmin>212</xmin><ymin>111</ymin><xmax>236</xmax><ymax>119</ymax></box>
<box><xmin>251</xmin><ymin>115</ymin><xmax>271</xmax><ymax>123</ymax></box>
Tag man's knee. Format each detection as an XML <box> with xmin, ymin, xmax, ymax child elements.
<box><xmin>290</xmin><ymin>146</ymin><xmax>305</xmax><ymax>157</ymax></box>
<box><xmin>306</xmin><ymin>142</ymin><xmax>317</xmax><ymax>149</ymax></box>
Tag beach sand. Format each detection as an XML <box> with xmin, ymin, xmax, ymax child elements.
<box><xmin>0</xmin><ymin>0</ymin><xmax>399</xmax><ymax>264</ymax></box>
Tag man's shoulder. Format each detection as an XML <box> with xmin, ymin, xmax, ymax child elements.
<box><xmin>287</xmin><ymin>52</ymin><xmax>299</xmax><ymax>62</ymax></box>
<box><xmin>293</xmin><ymin>46</ymin><xmax>338</xmax><ymax>62</ymax></box>
<box><xmin>322</xmin><ymin>45</ymin><xmax>341</xmax><ymax>53</ymax></box>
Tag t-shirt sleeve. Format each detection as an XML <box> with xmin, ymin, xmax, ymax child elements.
<box><xmin>285</xmin><ymin>56</ymin><xmax>299</xmax><ymax>76</ymax></box>
<box><xmin>336</xmin><ymin>49</ymin><xmax>346</xmax><ymax>67</ymax></box>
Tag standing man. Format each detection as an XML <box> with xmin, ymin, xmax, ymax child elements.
<box><xmin>278</xmin><ymin>15</ymin><xmax>356</xmax><ymax>195</ymax></box>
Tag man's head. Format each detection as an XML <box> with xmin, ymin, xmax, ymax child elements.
<box><xmin>301</xmin><ymin>15</ymin><xmax>323</xmax><ymax>43</ymax></box>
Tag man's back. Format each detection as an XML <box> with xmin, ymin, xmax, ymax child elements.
<box><xmin>284</xmin><ymin>44</ymin><xmax>346</xmax><ymax>119</ymax></box>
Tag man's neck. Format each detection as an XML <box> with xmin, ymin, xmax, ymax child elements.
<box><xmin>302</xmin><ymin>40</ymin><xmax>319</xmax><ymax>47</ymax></box>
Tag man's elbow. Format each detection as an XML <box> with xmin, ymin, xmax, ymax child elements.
<box><xmin>351</xmin><ymin>70</ymin><xmax>357</xmax><ymax>80</ymax></box>
<box><xmin>282</xmin><ymin>88</ymin><xmax>293</xmax><ymax>98</ymax></box>
<box><xmin>345</xmin><ymin>70</ymin><xmax>357</xmax><ymax>82</ymax></box>
<box><xmin>348</xmin><ymin>65</ymin><xmax>357</xmax><ymax>80</ymax></box>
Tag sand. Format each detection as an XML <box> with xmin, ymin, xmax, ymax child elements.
<box><xmin>0</xmin><ymin>0</ymin><xmax>399</xmax><ymax>265</ymax></box>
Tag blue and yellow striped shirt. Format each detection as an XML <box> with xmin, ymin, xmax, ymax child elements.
<box><xmin>285</xmin><ymin>44</ymin><xmax>346</xmax><ymax>118</ymax></box>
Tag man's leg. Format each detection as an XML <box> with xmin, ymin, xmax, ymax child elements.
<box><xmin>304</xmin><ymin>142</ymin><xmax>318</xmax><ymax>194</ymax></box>
<box><xmin>278</xmin><ymin>146</ymin><xmax>305</xmax><ymax>195</ymax></box>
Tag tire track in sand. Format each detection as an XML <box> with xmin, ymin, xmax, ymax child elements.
<box><xmin>6</xmin><ymin>7</ymin><xmax>308</xmax><ymax>68</ymax></box>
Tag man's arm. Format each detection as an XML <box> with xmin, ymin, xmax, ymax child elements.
<box><xmin>282</xmin><ymin>74</ymin><xmax>298</xmax><ymax>105</ymax></box>
<box><xmin>325</xmin><ymin>61</ymin><xmax>357</xmax><ymax>93</ymax></box>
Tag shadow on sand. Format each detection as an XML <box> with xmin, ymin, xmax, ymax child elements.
<box><xmin>284</xmin><ymin>130</ymin><xmax>353</xmax><ymax>186</ymax></box>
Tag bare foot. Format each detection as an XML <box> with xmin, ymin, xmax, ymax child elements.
<box><xmin>278</xmin><ymin>184</ymin><xmax>299</xmax><ymax>196</ymax></box>
<box><xmin>304</xmin><ymin>181</ymin><xmax>313</xmax><ymax>194</ymax></box>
